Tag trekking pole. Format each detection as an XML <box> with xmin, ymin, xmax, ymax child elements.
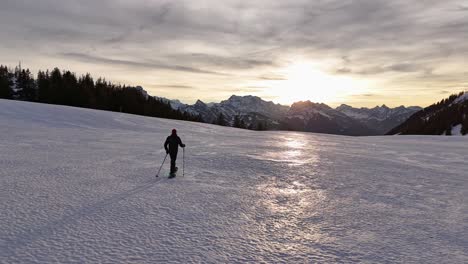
<box><xmin>183</xmin><ymin>147</ymin><xmax>185</xmax><ymax>177</ymax></box>
<box><xmin>155</xmin><ymin>153</ymin><xmax>168</xmax><ymax>177</ymax></box>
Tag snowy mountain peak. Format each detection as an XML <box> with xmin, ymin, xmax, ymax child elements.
<box><xmin>291</xmin><ymin>101</ymin><xmax>332</xmax><ymax>111</ymax></box>
<box><xmin>227</xmin><ymin>94</ymin><xmax>261</xmax><ymax>101</ymax></box>
<box><xmin>287</xmin><ymin>101</ymin><xmax>336</xmax><ymax>121</ymax></box>
<box><xmin>195</xmin><ymin>99</ymin><xmax>207</xmax><ymax>107</ymax></box>
<box><xmin>222</xmin><ymin>95</ymin><xmax>278</xmax><ymax>109</ymax></box>
<box><xmin>221</xmin><ymin>95</ymin><xmax>289</xmax><ymax>118</ymax></box>
<box><xmin>173</xmin><ymin>95</ymin><xmax>289</xmax><ymax>128</ymax></box>
<box><xmin>337</xmin><ymin>104</ymin><xmax>353</xmax><ymax>110</ymax></box>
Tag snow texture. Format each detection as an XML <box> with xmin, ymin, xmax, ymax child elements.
<box><xmin>451</xmin><ymin>124</ymin><xmax>463</xmax><ymax>136</ymax></box>
<box><xmin>1</xmin><ymin>99</ymin><xmax>467</xmax><ymax>263</ymax></box>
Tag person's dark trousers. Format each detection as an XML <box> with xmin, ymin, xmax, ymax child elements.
<box><xmin>170</xmin><ymin>151</ymin><xmax>178</xmax><ymax>173</ymax></box>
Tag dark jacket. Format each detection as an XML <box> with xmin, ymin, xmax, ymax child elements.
<box><xmin>164</xmin><ymin>134</ymin><xmax>184</xmax><ymax>154</ymax></box>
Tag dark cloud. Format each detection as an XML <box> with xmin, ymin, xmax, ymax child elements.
<box><xmin>337</xmin><ymin>63</ymin><xmax>433</xmax><ymax>75</ymax></box>
<box><xmin>335</xmin><ymin>68</ymin><xmax>352</xmax><ymax>74</ymax></box>
<box><xmin>1</xmin><ymin>0</ymin><xmax>467</xmax><ymax>104</ymax></box>
<box><xmin>257</xmin><ymin>74</ymin><xmax>287</xmax><ymax>81</ymax></box>
<box><xmin>152</xmin><ymin>85</ymin><xmax>195</xmax><ymax>89</ymax></box>
<box><xmin>164</xmin><ymin>53</ymin><xmax>276</xmax><ymax>70</ymax></box>
<box><xmin>455</xmin><ymin>5</ymin><xmax>468</xmax><ymax>11</ymax></box>
<box><xmin>3</xmin><ymin>1</ymin><xmax>467</xmax><ymax>69</ymax></box>
<box><xmin>61</xmin><ymin>52</ymin><xmax>229</xmax><ymax>76</ymax></box>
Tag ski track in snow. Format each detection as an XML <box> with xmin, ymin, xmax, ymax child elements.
<box><xmin>0</xmin><ymin>99</ymin><xmax>467</xmax><ymax>263</ymax></box>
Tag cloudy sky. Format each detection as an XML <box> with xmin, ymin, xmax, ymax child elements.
<box><xmin>1</xmin><ymin>0</ymin><xmax>467</xmax><ymax>107</ymax></box>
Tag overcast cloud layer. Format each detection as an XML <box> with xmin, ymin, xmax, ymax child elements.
<box><xmin>1</xmin><ymin>0</ymin><xmax>467</xmax><ymax>106</ymax></box>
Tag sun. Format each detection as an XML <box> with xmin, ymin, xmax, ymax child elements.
<box><xmin>257</xmin><ymin>61</ymin><xmax>368</xmax><ymax>105</ymax></box>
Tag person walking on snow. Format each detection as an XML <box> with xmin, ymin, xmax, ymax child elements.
<box><xmin>164</xmin><ymin>129</ymin><xmax>185</xmax><ymax>177</ymax></box>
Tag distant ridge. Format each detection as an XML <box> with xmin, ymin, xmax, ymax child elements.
<box><xmin>162</xmin><ymin>95</ymin><xmax>421</xmax><ymax>136</ymax></box>
<box><xmin>336</xmin><ymin>104</ymin><xmax>422</xmax><ymax>134</ymax></box>
<box><xmin>387</xmin><ymin>91</ymin><xmax>468</xmax><ymax>136</ymax></box>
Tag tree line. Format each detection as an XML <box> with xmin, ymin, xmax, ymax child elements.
<box><xmin>213</xmin><ymin>112</ymin><xmax>268</xmax><ymax>130</ymax></box>
<box><xmin>0</xmin><ymin>65</ymin><xmax>202</xmax><ymax>122</ymax></box>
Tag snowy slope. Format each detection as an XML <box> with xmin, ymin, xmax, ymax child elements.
<box><xmin>1</xmin><ymin>99</ymin><xmax>467</xmax><ymax>263</ymax></box>
<box><xmin>452</xmin><ymin>91</ymin><xmax>468</xmax><ymax>105</ymax></box>
<box><xmin>451</xmin><ymin>124</ymin><xmax>463</xmax><ymax>136</ymax></box>
<box><xmin>388</xmin><ymin>92</ymin><xmax>468</xmax><ymax>136</ymax></box>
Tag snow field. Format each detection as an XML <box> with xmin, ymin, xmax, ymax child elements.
<box><xmin>1</xmin><ymin>99</ymin><xmax>467</xmax><ymax>263</ymax></box>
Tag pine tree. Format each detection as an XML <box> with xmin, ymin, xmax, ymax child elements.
<box><xmin>445</xmin><ymin>127</ymin><xmax>452</xmax><ymax>136</ymax></box>
<box><xmin>95</xmin><ymin>78</ymin><xmax>110</xmax><ymax>109</ymax></box>
<box><xmin>37</xmin><ymin>70</ymin><xmax>50</xmax><ymax>103</ymax></box>
<box><xmin>233</xmin><ymin>115</ymin><xmax>241</xmax><ymax>128</ymax></box>
<box><xmin>62</xmin><ymin>71</ymin><xmax>79</xmax><ymax>106</ymax></box>
<box><xmin>49</xmin><ymin>68</ymin><xmax>63</xmax><ymax>104</ymax></box>
<box><xmin>232</xmin><ymin>115</ymin><xmax>246</xmax><ymax>129</ymax></box>
<box><xmin>196</xmin><ymin>114</ymin><xmax>204</xmax><ymax>123</ymax></box>
<box><xmin>15</xmin><ymin>68</ymin><xmax>37</xmax><ymax>101</ymax></box>
<box><xmin>78</xmin><ymin>73</ymin><xmax>95</xmax><ymax>108</ymax></box>
<box><xmin>256</xmin><ymin>121</ymin><xmax>265</xmax><ymax>131</ymax></box>
<box><xmin>256</xmin><ymin>121</ymin><xmax>268</xmax><ymax>131</ymax></box>
<box><xmin>239</xmin><ymin>118</ymin><xmax>246</xmax><ymax>129</ymax></box>
<box><xmin>216</xmin><ymin>113</ymin><xmax>227</xmax><ymax>126</ymax></box>
<box><xmin>0</xmin><ymin>65</ymin><xmax>12</xmax><ymax>99</ymax></box>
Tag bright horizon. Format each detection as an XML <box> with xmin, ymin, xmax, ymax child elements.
<box><xmin>1</xmin><ymin>1</ymin><xmax>467</xmax><ymax>108</ymax></box>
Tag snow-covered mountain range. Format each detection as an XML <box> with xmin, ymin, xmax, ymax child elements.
<box><xmin>388</xmin><ymin>91</ymin><xmax>468</xmax><ymax>136</ymax></box>
<box><xmin>282</xmin><ymin>101</ymin><xmax>373</xmax><ymax>136</ymax></box>
<box><xmin>158</xmin><ymin>94</ymin><xmax>421</xmax><ymax>135</ymax></box>
<box><xmin>157</xmin><ymin>95</ymin><xmax>289</xmax><ymax>129</ymax></box>
<box><xmin>336</xmin><ymin>104</ymin><xmax>422</xmax><ymax>134</ymax></box>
